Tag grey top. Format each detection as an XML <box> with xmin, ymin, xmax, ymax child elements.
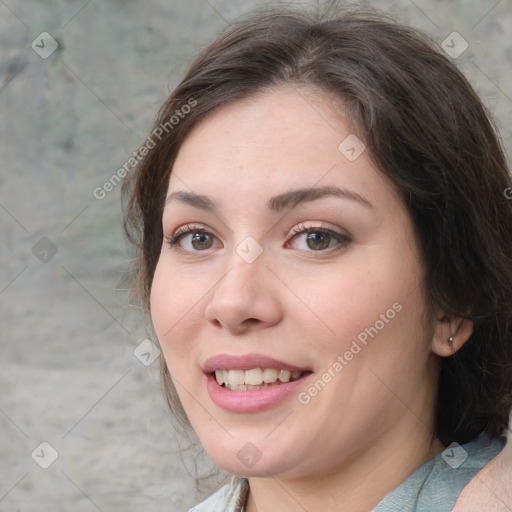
<box><xmin>188</xmin><ymin>435</ymin><xmax>506</xmax><ymax>512</ymax></box>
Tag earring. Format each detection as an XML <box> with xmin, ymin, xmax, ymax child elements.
<box><xmin>448</xmin><ymin>336</ymin><xmax>454</xmax><ymax>344</ymax></box>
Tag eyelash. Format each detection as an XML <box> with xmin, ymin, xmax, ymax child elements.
<box><xmin>167</xmin><ymin>224</ymin><xmax>209</xmax><ymax>247</ymax></box>
<box><xmin>166</xmin><ymin>223</ymin><xmax>350</xmax><ymax>253</ymax></box>
<box><xmin>288</xmin><ymin>222</ymin><xmax>339</xmax><ymax>238</ymax></box>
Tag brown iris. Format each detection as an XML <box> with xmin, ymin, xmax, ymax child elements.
<box><xmin>191</xmin><ymin>232</ymin><xmax>214</xmax><ymax>250</ymax></box>
<box><xmin>306</xmin><ymin>232</ymin><xmax>331</xmax><ymax>250</ymax></box>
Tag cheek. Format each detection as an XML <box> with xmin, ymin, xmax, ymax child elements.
<box><xmin>297</xmin><ymin>252</ymin><xmax>420</xmax><ymax>345</ymax></box>
<box><xmin>150</xmin><ymin>259</ymin><xmax>203</xmax><ymax>368</ymax></box>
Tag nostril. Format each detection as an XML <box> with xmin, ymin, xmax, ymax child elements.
<box><xmin>208</xmin><ymin>318</ymin><xmax>223</xmax><ymax>329</ymax></box>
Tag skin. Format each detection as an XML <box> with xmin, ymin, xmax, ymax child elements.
<box><xmin>453</xmin><ymin>428</ymin><xmax>512</xmax><ymax>511</ymax></box>
<box><xmin>150</xmin><ymin>85</ymin><xmax>473</xmax><ymax>511</ymax></box>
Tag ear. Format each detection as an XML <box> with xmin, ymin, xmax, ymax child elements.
<box><xmin>431</xmin><ymin>312</ymin><xmax>474</xmax><ymax>357</ymax></box>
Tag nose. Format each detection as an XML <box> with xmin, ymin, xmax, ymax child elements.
<box><xmin>204</xmin><ymin>252</ymin><xmax>283</xmax><ymax>334</ymax></box>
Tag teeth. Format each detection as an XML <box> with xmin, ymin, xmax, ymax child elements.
<box><xmin>278</xmin><ymin>369</ymin><xmax>291</xmax><ymax>383</ymax></box>
<box><xmin>214</xmin><ymin>367</ymin><xmax>304</xmax><ymax>389</ymax></box>
<box><xmin>245</xmin><ymin>368</ymin><xmax>263</xmax><ymax>385</ymax></box>
<box><xmin>228</xmin><ymin>369</ymin><xmax>245</xmax><ymax>386</ymax></box>
<box><xmin>263</xmin><ymin>368</ymin><xmax>278</xmax><ymax>383</ymax></box>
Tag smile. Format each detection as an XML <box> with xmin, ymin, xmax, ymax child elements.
<box><xmin>203</xmin><ymin>354</ymin><xmax>312</xmax><ymax>412</ymax></box>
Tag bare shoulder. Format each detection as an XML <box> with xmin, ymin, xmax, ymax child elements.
<box><xmin>453</xmin><ymin>430</ymin><xmax>512</xmax><ymax>511</ymax></box>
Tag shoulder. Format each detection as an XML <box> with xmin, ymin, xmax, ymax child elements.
<box><xmin>453</xmin><ymin>431</ymin><xmax>512</xmax><ymax>511</ymax></box>
<box><xmin>374</xmin><ymin>435</ymin><xmax>507</xmax><ymax>512</ymax></box>
<box><xmin>188</xmin><ymin>477</ymin><xmax>249</xmax><ymax>512</ymax></box>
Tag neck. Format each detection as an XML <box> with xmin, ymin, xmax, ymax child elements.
<box><xmin>245</xmin><ymin>426</ymin><xmax>445</xmax><ymax>512</ymax></box>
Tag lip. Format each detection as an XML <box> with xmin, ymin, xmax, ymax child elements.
<box><xmin>203</xmin><ymin>353</ymin><xmax>312</xmax><ymax>413</ymax></box>
<box><xmin>202</xmin><ymin>353</ymin><xmax>311</xmax><ymax>373</ymax></box>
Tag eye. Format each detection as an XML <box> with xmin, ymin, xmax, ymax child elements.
<box><xmin>287</xmin><ymin>223</ymin><xmax>350</xmax><ymax>252</ymax></box>
<box><xmin>167</xmin><ymin>224</ymin><xmax>221</xmax><ymax>252</ymax></box>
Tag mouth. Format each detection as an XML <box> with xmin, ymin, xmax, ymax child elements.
<box><xmin>202</xmin><ymin>354</ymin><xmax>312</xmax><ymax>412</ymax></box>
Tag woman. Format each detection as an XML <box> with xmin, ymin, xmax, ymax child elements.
<box><xmin>122</xmin><ymin>6</ymin><xmax>512</xmax><ymax>511</ymax></box>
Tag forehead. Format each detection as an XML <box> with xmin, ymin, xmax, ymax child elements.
<box><xmin>167</xmin><ymin>85</ymin><xmax>393</xmax><ymax>208</ymax></box>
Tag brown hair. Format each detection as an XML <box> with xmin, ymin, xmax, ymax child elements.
<box><xmin>122</xmin><ymin>6</ymin><xmax>512</xmax><ymax>445</ymax></box>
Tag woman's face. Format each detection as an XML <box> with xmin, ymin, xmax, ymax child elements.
<box><xmin>151</xmin><ymin>85</ymin><xmax>440</xmax><ymax>479</ymax></box>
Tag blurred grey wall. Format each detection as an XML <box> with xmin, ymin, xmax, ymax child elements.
<box><xmin>1</xmin><ymin>1</ymin><xmax>511</xmax><ymax>510</ymax></box>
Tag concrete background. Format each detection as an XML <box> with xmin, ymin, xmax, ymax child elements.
<box><xmin>1</xmin><ymin>0</ymin><xmax>511</xmax><ymax>510</ymax></box>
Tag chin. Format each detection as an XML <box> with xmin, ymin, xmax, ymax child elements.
<box><xmin>199</xmin><ymin>435</ymin><xmax>282</xmax><ymax>475</ymax></box>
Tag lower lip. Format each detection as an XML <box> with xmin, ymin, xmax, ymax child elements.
<box><xmin>205</xmin><ymin>372</ymin><xmax>310</xmax><ymax>413</ymax></box>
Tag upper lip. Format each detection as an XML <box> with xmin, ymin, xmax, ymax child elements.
<box><xmin>202</xmin><ymin>353</ymin><xmax>311</xmax><ymax>373</ymax></box>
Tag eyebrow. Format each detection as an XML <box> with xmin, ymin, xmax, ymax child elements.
<box><xmin>165</xmin><ymin>186</ymin><xmax>374</xmax><ymax>212</ymax></box>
